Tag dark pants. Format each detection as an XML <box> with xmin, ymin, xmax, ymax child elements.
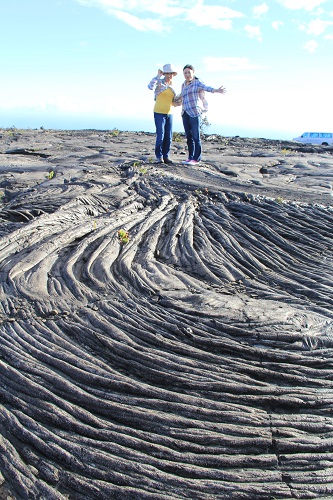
<box><xmin>154</xmin><ymin>112</ymin><xmax>173</xmax><ymax>160</ymax></box>
<box><xmin>182</xmin><ymin>111</ymin><xmax>201</xmax><ymax>161</ymax></box>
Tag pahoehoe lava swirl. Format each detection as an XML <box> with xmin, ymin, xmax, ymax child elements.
<box><xmin>0</xmin><ymin>130</ymin><xmax>333</xmax><ymax>499</ymax></box>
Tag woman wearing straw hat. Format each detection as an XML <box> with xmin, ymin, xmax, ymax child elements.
<box><xmin>148</xmin><ymin>63</ymin><xmax>178</xmax><ymax>164</ymax></box>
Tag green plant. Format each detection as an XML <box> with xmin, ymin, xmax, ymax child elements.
<box><xmin>118</xmin><ymin>229</ymin><xmax>129</xmax><ymax>244</ymax></box>
<box><xmin>139</xmin><ymin>167</ymin><xmax>147</xmax><ymax>174</ymax></box>
<box><xmin>6</xmin><ymin>126</ymin><xmax>17</xmax><ymax>137</ymax></box>
<box><xmin>200</xmin><ymin>115</ymin><xmax>211</xmax><ymax>134</ymax></box>
<box><xmin>276</xmin><ymin>196</ymin><xmax>284</xmax><ymax>204</ymax></box>
<box><xmin>172</xmin><ymin>132</ymin><xmax>183</xmax><ymax>142</ymax></box>
<box><xmin>110</xmin><ymin>127</ymin><xmax>120</xmax><ymax>137</ymax></box>
<box><xmin>47</xmin><ymin>170</ymin><xmax>55</xmax><ymax>180</ymax></box>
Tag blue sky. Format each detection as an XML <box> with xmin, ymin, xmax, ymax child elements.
<box><xmin>1</xmin><ymin>0</ymin><xmax>332</xmax><ymax>139</ymax></box>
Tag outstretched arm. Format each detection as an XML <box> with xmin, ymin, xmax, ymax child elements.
<box><xmin>197</xmin><ymin>80</ymin><xmax>226</xmax><ymax>94</ymax></box>
<box><xmin>212</xmin><ymin>86</ymin><xmax>226</xmax><ymax>94</ymax></box>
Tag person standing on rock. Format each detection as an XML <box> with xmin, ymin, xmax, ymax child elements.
<box><xmin>179</xmin><ymin>64</ymin><xmax>226</xmax><ymax>166</ymax></box>
<box><xmin>148</xmin><ymin>64</ymin><xmax>178</xmax><ymax>164</ymax></box>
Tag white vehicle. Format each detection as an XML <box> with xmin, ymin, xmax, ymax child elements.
<box><xmin>293</xmin><ymin>132</ymin><xmax>333</xmax><ymax>146</ymax></box>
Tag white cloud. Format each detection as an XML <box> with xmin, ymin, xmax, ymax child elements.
<box><xmin>186</xmin><ymin>1</ymin><xmax>243</xmax><ymax>29</ymax></box>
<box><xmin>75</xmin><ymin>0</ymin><xmax>244</xmax><ymax>31</ymax></box>
<box><xmin>304</xmin><ymin>39</ymin><xmax>319</xmax><ymax>52</ymax></box>
<box><xmin>76</xmin><ymin>0</ymin><xmax>175</xmax><ymax>10</ymax></box>
<box><xmin>131</xmin><ymin>0</ymin><xmax>185</xmax><ymax>17</ymax></box>
<box><xmin>110</xmin><ymin>9</ymin><xmax>167</xmax><ymax>31</ymax></box>
<box><xmin>244</xmin><ymin>24</ymin><xmax>263</xmax><ymax>41</ymax></box>
<box><xmin>203</xmin><ymin>56</ymin><xmax>265</xmax><ymax>72</ymax></box>
<box><xmin>186</xmin><ymin>14</ymin><xmax>232</xmax><ymax>30</ymax></box>
<box><xmin>74</xmin><ymin>0</ymin><xmax>185</xmax><ymax>30</ymax></box>
<box><xmin>275</xmin><ymin>0</ymin><xmax>328</xmax><ymax>11</ymax></box>
<box><xmin>272</xmin><ymin>20</ymin><xmax>284</xmax><ymax>30</ymax></box>
<box><xmin>306</xmin><ymin>18</ymin><xmax>333</xmax><ymax>35</ymax></box>
<box><xmin>253</xmin><ymin>3</ymin><xmax>269</xmax><ymax>18</ymax></box>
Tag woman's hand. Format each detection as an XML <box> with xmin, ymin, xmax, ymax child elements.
<box><xmin>214</xmin><ymin>86</ymin><xmax>226</xmax><ymax>94</ymax></box>
<box><xmin>173</xmin><ymin>94</ymin><xmax>182</xmax><ymax>106</ymax></box>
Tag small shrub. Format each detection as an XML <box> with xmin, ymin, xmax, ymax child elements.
<box><xmin>118</xmin><ymin>229</ymin><xmax>129</xmax><ymax>244</ymax></box>
<box><xmin>200</xmin><ymin>115</ymin><xmax>211</xmax><ymax>134</ymax></box>
<box><xmin>172</xmin><ymin>132</ymin><xmax>183</xmax><ymax>142</ymax></box>
<box><xmin>110</xmin><ymin>128</ymin><xmax>120</xmax><ymax>137</ymax></box>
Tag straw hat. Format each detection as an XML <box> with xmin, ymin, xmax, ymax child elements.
<box><xmin>160</xmin><ymin>63</ymin><xmax>177</xmax><ymax>76</ymax></box>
